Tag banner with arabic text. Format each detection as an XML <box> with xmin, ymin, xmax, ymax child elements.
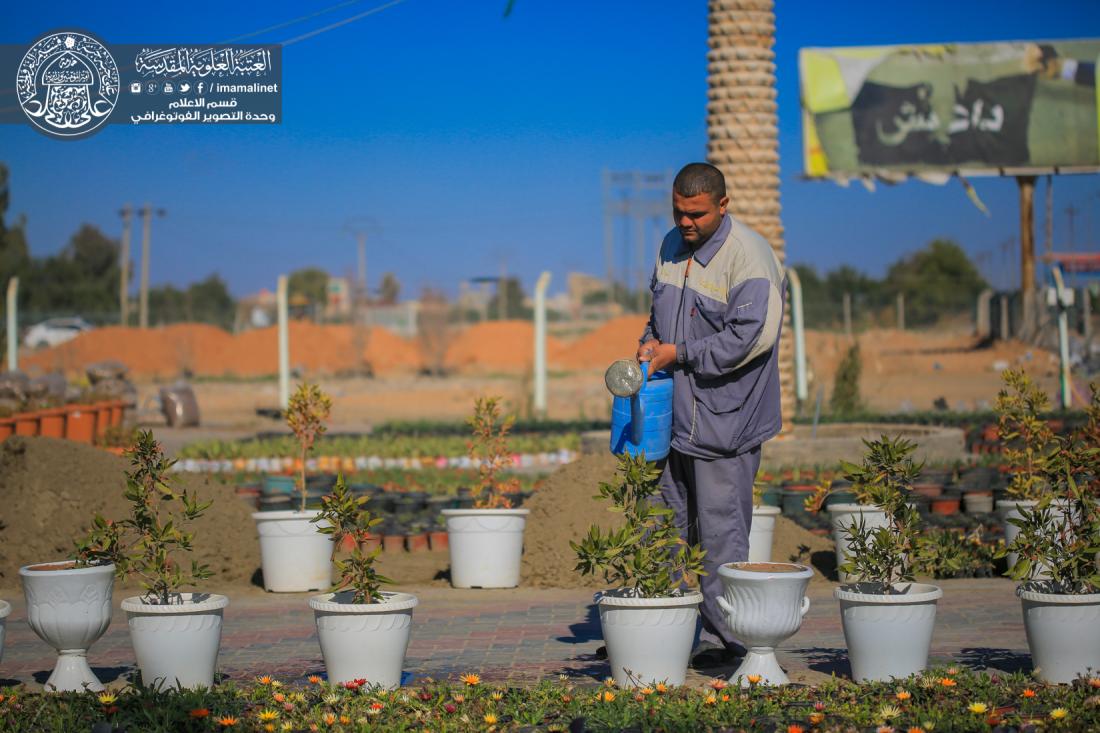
<box><xmin>800</xmin><ymin>40</ymin><xmax>1100</xmax><ymax>178</ymax></box>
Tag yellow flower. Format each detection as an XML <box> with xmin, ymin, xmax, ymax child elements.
<box><xmin>640</xmin><ymin>687</ymin><xmax>654</xmax><ymax>696</ymax></box>
<box><xmin>97</xmin><ymin>692</ymin><xmax>117</xmax><ymax>705</ymax></box>
<box><xmin>895</xmin><ymin>690</ymin><xmax>911</xmax><ymax>701</ymax></box>
<box><xmin>484</xmin><ymin>713</ymin><xmax>498</xmax><ymax>725</ymax></box>
<box><xmin>1050</xmin><ymin>708</ymin><xmax>1068</xmax><ymax>720</ymax></box>
<box><xmin>746</xmin><ymin>674</ymin><xmax>762</xmax><ymax>685</ymax></box>
<box><xmin>603</xmin><ymin>677</ymin><xmax>617</xmax><ymax>688</ymax></box>
<box><xmin>280</xmin><ymin>724</ymin><xmax>293</xmax><ymax>732</ymax></box>
<box><xmin>263</xmin><ymin>725</ymin><xmax>275</xmax><ymax>733</ymax></box>
<box><xmin>809</xmin><ymin>712</ymin><xmax>825</xmax><ymax>724</ymax></box>
<box><xmin>878</xmin><ymin>704</ymin><xmax>902</xmax><ymax>721</ymax></box>
<box><xmin>601</xmin><ymin>690</ymin><xmax>616</xmax><ymax>702</ymax></box>
<box><xmin>217</xmin><ymin>717</ymin><xmax>239</xmax><ymax>728</ymax></box>
<box><xmin>968</xmin><ymin>702</ymin><xmax>988</xmax><ymax>715</ymax></box>
<box><xmin>453</xmin><ymin>694</ymin><xmax>466</xmax><ymax>703</ymax></box>
<box><xmin>921</xmin><ymin>723</ymin><xmax>935</xmax><ymax>731</ymax></box>
<box><xmin>491</xmin><ymin>691</ymin><xmax>503</xmax><ymax>701</ymax></box>
<box><xmin>461</xmin><ymin>673</ymin><xmax>481</xmax><ymax>686</ymax></box>
<box><xmin>257</xmin><ymin>710</ymin><xmax>280</xmax><ymax>722</ymax></box>
<box><xmin>704</xmin><ymin>694</ymin><xmax>717</xmax><ymax>706</ymax></box>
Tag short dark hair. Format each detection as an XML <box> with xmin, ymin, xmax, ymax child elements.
<box><xmin>673</xmin><ymin>163</ymin><xmax>726</xmax><ymax>203</ymax></box>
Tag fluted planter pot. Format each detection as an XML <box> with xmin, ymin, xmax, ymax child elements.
<box><xmin>835</xmin><ymin>582</ymin><xmax>943</xmax><ymax>682</ymax></box>
<box><xmin>19</xmin><ymin>561</ymin><xmax>115</xmax><ymax>691</ymax></box>
<box><xmin>121</xmin><ymin>593</ymin><xmax>229</xmax><ymax>689</ymax></box>
<box><xmin>252</xmin><ymin>510</ymin><xmax>333</xmax><ymax>592</ymax></box>
<box><xmin>748</xmin><ymin>505</ymin><xmax>781</xmax><ymax>562</ymax></box>
<box><xmin>597</xmin><ymin>590</ymin><xmax>703</xmax><ymax>687</ymax></box>
<box><xmin>38</xmin><ymin>407</ymin><xmax>66</xmax><ymax>439</ymax></box>
<box><xmin>442</xmin><ymin>508</ymin><xmax>529</xmax><ymax>588</ymax></box>
<box><xmin>717</xmin><ymin>562</ymin><xmax>812</xmax><ymax>686</ymax></box>
<box><xmin>0</xmin><ymin>600</ymin><xmax>11</xmax><ymax>664</ymax></box>
<box><xmin>1018</xmin><ymin>584</ymin><xmax>1100</xmax><ymax>684</ymax></box>
<box><xmin>309</xmin><ymin>591</ymin><xmax>418</xmax><ymax>688</ymax></box>
<box><xmin>828</xmin><ymin>504</ymin><xmax>889</xmax><ymax>582</ymax></box>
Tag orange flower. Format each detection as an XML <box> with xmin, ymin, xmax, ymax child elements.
<box><xmin>704</xmin><ymin>694</ymin><xmax>717</xmax><ymax>706</ymax></box>
<box><xmin>601</xmin><ymin>690</ymin><xmax>616</xmax><ymax>703</ymax></box>
<box><xmin>217</xmin><ymin>717</ymin><xmax>238</xmax><ymax>728</ymax></box>
<box><xmin>1022</xmin><ymin>688</ymin><xmax>1037</xmax><ymax>698</ymax></box>
<box><xmin>371</xmin><ymin>702</ymin><xmax>384</xmax><ymax>711</ymax></box>
<box><xmin>189</xmin><ymin>708</ymin><xmax>210</xmax><ymax>719</ymax></box>
<box><xmin>655</xmin><ymin>683</ymin><xmax>668</xmax><ymax>694</ymax></box>
<box><xmin>273</xmin><ymin>693</ymin><xmax>285</xmax><ymax>703</ymax></box>
<box><xmin>461</xmin><ymin>673</ymin><xmax>481</xmax><ymax>686</ymax></box>
<box><xmin>1089</xmin><ymin>678</ymin><xmax>1100</xmax><ymax>689</ymax></box>
<box><xmin>906</xmin><ymin>728</ymin><xmax>923</xmax><ymax>733</ymax></box>
<box><xmin>263</xmin><ymin>725</ymin><xmax>275</xmax><ymax>733</ymax></box>
<box><xmin>895</xmin><ymin>690</ymin><xmax>911</xmax><ymax>701</ymax></box>
<box><xmin>339</xmin><ymin>716</ymin><xmax>351</xmax><ymax>724</ymax></box>
<box><xmin>257</xmin><ymin>675</ymin><xmax>274</xmax><ymax>686</ymax></box>
<box><xmin>322</xmin><ymin>712</ymin><xmax>336</xmax><ymax>726</ymax></box>
<box><xmin>308</xmin><ymin>675</ymin><xmax>323</xmax><ymax>685</ymax></box>
<box><xmin>787</xmin><ymin>725</ymin><xmax>805</xmax><ymax>733</ymax></box>
<box><xmin>946</xmin><ymin>667</ymin><xmax>958</xmax><ymax>676</ymax></box>
<box><xmin>746</xmin><ymin>674</ymin><xmax>762</xmax><ymax>685</ymax></box>
<box><xmin>809</xmin><ymin>712</ymin><xmax>825</xmax><ymax>724</ymax></box>
<box><xmin>721</xmin><ymin>694</ymin><xmax>730</xmax><ymax>702</ymax></box>
<box><xmin>561</xmin><ymin>694</ymin><xmax>573</xmax><ymax>703</ymax></box>
<box><xmin>939</xmin><ymin>677</ymin><xmax>957</xmax><ymax>687</ymax></box>
<box><xmin>708</xmin><ymin>678</ymin><xmax>728</xmax><ymax>690</ymax></box>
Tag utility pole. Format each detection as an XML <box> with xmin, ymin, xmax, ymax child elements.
<box><xmin>138</xmin><ymin>203</ymin><xmax>165</xmax><ymax>329</ymax></box>
<box><xmin>842</xmin><ymin>292</ymin><xmax>853</xmax><ymax>339</ymax></box>
<box><xmin>356</xmin><ymin>232</ymin><xmax>367</xmax><ymax>295</ymax></box>
<box><xmin>498</xmin><ymin>260</ymin><xmax>508</xmax><ymax>320</ymax></box>
<box><xmin>1018</xmin><ymin>176</ymin><xmax>1037</xmax><ymax>338</ymax></box>
<box><xmin>118</xmin><ymin>204</ymin><xmax>133</xmax><ymax>325</ymax></box>
<box><xmin>896</xmin><ymin>292</ymin><xmax>905</xmax><ymax>331</ymax></box>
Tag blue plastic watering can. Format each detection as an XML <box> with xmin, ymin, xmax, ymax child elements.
<box><xmin>607</xmin><ymin>360</ymin><xmax>673</xmax><ymax>461</ymax></box>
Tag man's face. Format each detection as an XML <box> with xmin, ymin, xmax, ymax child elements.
<box><xmin>673</xmin><ymin>191</ymin><xmax>728</xmax><ymax>248</ymax></box>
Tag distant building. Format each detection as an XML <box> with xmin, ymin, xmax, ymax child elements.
<box><xmin>326</xmin><ymin>277</ymin><xmax>351</xmax><ymax>319</ymax></box>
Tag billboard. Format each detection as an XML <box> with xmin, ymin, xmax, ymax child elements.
<box><xmin>800</xmin><ymin>40</ymin><xmax>1100</xmax><ymax>179</ymax></box>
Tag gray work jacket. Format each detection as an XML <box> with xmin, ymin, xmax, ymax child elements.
<box><xmin>640</xmin><ymin>214</ymin><xmax>785</xmax><ymax>459</ymax></box>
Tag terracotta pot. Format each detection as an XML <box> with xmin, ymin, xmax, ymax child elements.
<box><xmin>38</xmin><ymin>407</ymin><xmax>67</xmax><ymax>439</ymax></box>
<box><xmin>912</xmin><ymin>483</ymin><xmax>944</xmax><ymax>499</ymax></box>
<box><xmin>930</xmin><ymin>495</ymin><xmax>961</xmax><ymax>515</ymax></box>
<box><xmin>104</xmin><ymin>446</ymin><xmax>126</xmax><ymax>456</ymax></box>
<box><xmin>428</xmin><ymin>531</ymin><xmax>449</xmax><ymax>551</ymax></box>
<box><xmin>0</xmin><ymin>416</ymin><xmax>14</xmax><ymax>440</ymax></box>
<box><xmin>64</xmin><ymin>404</ymin><xmax>96</xmax><ymax>444</ymax></box>
<box><xmin>13</xmin><ymin>411</ymin><xmax>40</xmax><ymax>437</ymax></box>
<box><xmin>405</xmin><ymin>533</ymin><xmax>429</xmax><ymax>553</ymax></box>
<box><xmin>382</xmin><ymin>535</ymin><xmax>405</xmax><ymax>554</ymax></box>
<box><xmin>361</xmin><ymin>534</ymin><xmax>382</xmax><ymax>553</ymax></box>
<box><xmin>108</xmin><ymin>400</ymin><xmax>124</xmax><ymax>428</ymax></box>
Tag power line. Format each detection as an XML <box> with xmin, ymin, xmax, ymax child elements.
<box><xmin>220</xmin><ymin>0</ymin><xmax>371</xmax><ymax>43</ymax></box>
<box><xmin>282</xmin><ymin>0</ymin><xmax>410</xmax><ymax>46</ymax></box>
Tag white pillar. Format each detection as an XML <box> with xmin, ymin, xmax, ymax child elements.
<box><xmin>277</xmin><ymin>275</ymin><xmax>290</xmax><ymax>410</ymax></box>
<box><xmin>5</xmin><ymin>277</ymin><xmax>17</xmax><ymax>372</ymax></box>
<box><xmin>786</xmin><ymin>268</ymin><xmax>807</xmax><ymax>403</ymax></box>
<box><xmin>533</xmin><ymin>271</ymin><xmax>551</xmax><ymax>418</ymax></box>
<box><xmin>1051</xmin><ymin>266</ymin><xmax>1072</xmax><ymax>409</ymax></box>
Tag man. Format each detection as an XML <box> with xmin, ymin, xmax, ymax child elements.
<box><xmin>638</xmin><ymin>162</ymin><xmax>785</xmax><ymax>666</ymax></box>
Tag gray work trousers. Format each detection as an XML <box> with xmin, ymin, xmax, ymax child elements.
<box><xmin>657</xmin><ymin>445</ymin><xmax>760</xmax><ymax>650</ymax></box>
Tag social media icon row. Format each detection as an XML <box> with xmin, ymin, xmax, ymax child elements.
<box><xmin>130</xmin><ymin>81</ymin><xmax>194</xmax><ymax>94</ymax></box>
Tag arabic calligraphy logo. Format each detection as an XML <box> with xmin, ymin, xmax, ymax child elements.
<box><xmin>16</xmin><ymin>30</ymin><xmax>119</xmax><ymax>139</ymax></box>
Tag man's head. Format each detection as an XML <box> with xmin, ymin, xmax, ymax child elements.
<box><xmin>672</xmin><ymin>163</ymin><xmax>729</xmax><ymax>249</ymax></box>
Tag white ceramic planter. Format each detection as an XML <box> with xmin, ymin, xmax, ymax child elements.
<box><xmin>963</xmin><ymin>492</ymin><xmax>994</xmax><ymax>514</ymax></box>
<box><xmin>121</xmin><ymin>593</ymin><xmax>229</xmax><ymax>689</ymax></box>
<box><xmin>716</xmin><ymin>562</ymin><xmax>812</xmax><ymax>686</ymax></box>
<box><xmin>835</xmin><ymin>582</ymin><xmax>942</xmax><ymax>682</ymax></box>
<box><xmin>748</xmin><ymin>506</ymin><xmax>781</xmax><ymax>563</ymax></box>
<box><xmin>827</xmin><ymin>504</ymin><xmax>889</xmax><ymax>582</ymax></box>
<box><xmin>597</xmin><ymin>590</ymin><xmax>702</xmax><ymax>687</ymax></box>
<box><xmin>1018</xmin><ymin>585</ymin><xmax>1100</xmax><ymax>684</ymax></box>
<box><xmin>19</xmin><ymin>561</ymin><xmax>115</xmax><ymax>691</ymax></box>
<box><xmin>0</xmin><ymin>600</ymin><xmax>10</xmax><ymax>664</ymax></box>
<box><xmin>309</xmin><ymin>590</ymin><xmax>418</xmax><ymax>688</ymax></box>
<box><xmin>997</xmin><ymin>499</ymin><xmax>1037</xmax><ymax>571</ymax></box>
<box><xmin>442</xmin><ymin>508</ymin><xmax>530</xmax><ymax>588</ymax></box>
<box><xmin>252</xmin><ymin>510</ymin><xmax>333</xmax><ymax>592</ymax></box>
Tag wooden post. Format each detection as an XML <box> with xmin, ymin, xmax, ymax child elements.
<box><xmin>896</xmin><ymin>292</ymin><xmax>905</xmax><ymax>330</ymax></box>
<box><xmin>843</xmin><ymin>292</ymin><xmax>852</xmax><ymax>339</ymax></box>
<box><xmin>1018</xmin><ymin>176</ymin><xmax>1037</xmax><ymax>338</ymax></box>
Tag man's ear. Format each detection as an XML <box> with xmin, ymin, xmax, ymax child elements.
<box><xmin>719</xmin><ymin>195</ymin><xmax>730</xmax><ymax>214</ymax></box>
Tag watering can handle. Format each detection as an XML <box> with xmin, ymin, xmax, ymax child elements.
<box><xmin>630</xmin><ymin>362</ymin><xmax>649</xmax><ymax>446</ymax></box>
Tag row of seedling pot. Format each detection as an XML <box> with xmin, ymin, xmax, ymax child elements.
<box><xmin>172</xmin><ymin>449</ymin><xmax>577</xmax><ymax>474</ymax></box>
<box><xmin>0</xmin><ymin>399</ymin><xmax>128</xmax><ymax>444</ymax></box>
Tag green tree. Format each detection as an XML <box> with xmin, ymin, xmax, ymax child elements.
<box><xmin>378</xmin><ymin>272</ymin><xmax>400</xmax><ymax>304</ymax></box>
<box><xmin>288</xmin><ymin>267</ymin><xmax>329</xmax><ymax>307</ymax></box>
<box><xmin>884</xmin><ymin>239</ymin><xmax>987</xmax><ymax>327</ymax></box>
<box><xmin>487</xmin><ymin>277</ymin><xmax>530</xmax><ymax>320</ymax></box>
<box><xmin>831</xmin><ymin>342</ymin><xmax>863</xmax><ymax>416</ymax></box>
<box><xmin>24</xmin><ymin>224</ymin><xmax>119</xmax><ymax>319</ymax></box>
<box><xmin>187</xmin><ymin>275</ymin><xmax>235</xmax><ymax>328</ymax></box>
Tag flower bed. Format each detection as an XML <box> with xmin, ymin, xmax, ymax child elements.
<box><xmin>174</xmin><ymin>450</ymin><xmax>578</xmax><ymax>474</ymax></box>
<box><xmin>1</xmin><ymin>668</ymin><xmax>1096</xmax><ymax>732</ymax></box>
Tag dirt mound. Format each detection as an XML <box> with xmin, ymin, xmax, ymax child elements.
<box><xmin>552</xmin><ymin>315</ymin><xmax>649</xmax><ymax>370</ymax></box>
<box><xmin>445</xmin><ymin>321</ymin><xmax>564</xmax><ymax>373</ymax></box>
<box><xmin>520</xmin><ymin>451</ymin><xmax>835</xmax><ymax>587</ymax></box>
<box><xmin>0</xmin><ymin>436</ymin><xmax>260</xmax><ymax>589</ymax></box>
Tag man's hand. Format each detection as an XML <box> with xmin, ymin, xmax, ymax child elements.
<box><xmin>646</xmin><ymin>343</ymin><xmax>678</xmax><ymax>373</ymax></box>
<box><xmin>637</xmin><ymin>339</ymin><xmax>660</xmax><ymax>362</ymax></box>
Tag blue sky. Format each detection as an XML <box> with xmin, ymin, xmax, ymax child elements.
<box><xmin>1</xmin><ymin>0</ymin><xmax>1099</xmax><ymax>298</ymax></box>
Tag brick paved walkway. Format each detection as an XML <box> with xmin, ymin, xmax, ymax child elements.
<box><xmin>0</xmin><ymin>578</ymin><xmax>1028</xmax><ymax>691</ymax></box>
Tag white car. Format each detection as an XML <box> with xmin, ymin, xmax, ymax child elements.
<box><xmin>23</xmin><ymin>317</ymin><xmax>93</xmax><ymax>349</ymax></box>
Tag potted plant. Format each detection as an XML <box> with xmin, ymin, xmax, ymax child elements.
<box><xmin>994</xmin><ymin>369</ymin><xmax>1059</xmax><ymax>570</ymax></box>
<box><xmin>571</xmin><ymin>454</ymin><xmax>706</xmax><ymax>687</ymax></box>
<box><xmin>252</xmin><ymin>382</ymin><xmax>334</xmax><ymax>592</ymax></box>
<box><xmin>748</xmin><ymin>478</ymin><xmax>780</xmax><ymax>563</ymax></box>
<box><xmin>441</xmin><ymin>397</ymin><xmax>531</xmax><ymax>588</ymax></box>
<box><xmin>1001</xmin><ymin>380</ymin><xmax>1100</xmax><ymax>684</ymax></box>
<box><xmin>308</xmin><ymin>476</ymin><xmax>418</xmax><ymax>688</ymax></box>
<box><xmin>829</xmin><ymin>435</ymin><xmax>943</xmax><ymax>682</ymax></box>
